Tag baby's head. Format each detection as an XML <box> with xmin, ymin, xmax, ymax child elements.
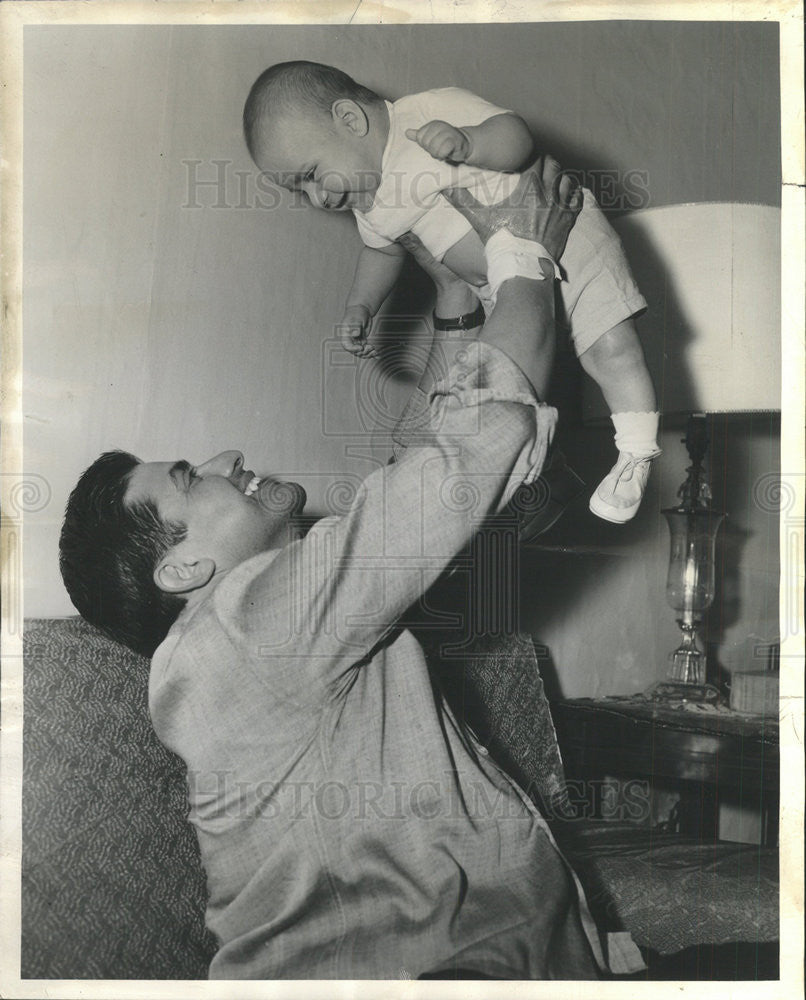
<box><xmin>244</xmin><ymin>61</ymin><xmax>386</xmax><ymax>213</ymax></box>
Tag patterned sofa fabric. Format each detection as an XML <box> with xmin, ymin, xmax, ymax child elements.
<box><xmin>22</xmin><ymin>618</ymin><xmax>217</xmax><ymax>979</ymax></box>
<box><xmin>558</xmin><ymin>822</ymin><xmax>779</xmax><ymax>956</ymax></box>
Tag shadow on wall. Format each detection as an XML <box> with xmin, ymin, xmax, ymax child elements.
<box><xmin>707</xmin><ymin>414</ymin><xmax>782</xmax><ymax>684</ymax></box>
<box><xmin>515</xmin><ymin>414</ymin><xmax>780</xmax><ymax>699</ymax></box>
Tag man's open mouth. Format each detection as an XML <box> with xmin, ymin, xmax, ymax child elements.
<box><xmin>242</xmin><ymin>474</ymin><xmax>307</xmax><ymax>515</ymax></box>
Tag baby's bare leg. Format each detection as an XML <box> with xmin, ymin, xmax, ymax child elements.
<box><xmin>580</xmin><ymin>318</ymin><xmax>660</xmax><ymax>523</ymax></box>
<box><xmin>578</xmin><ymin>318</ymin><xmax>656</xmax><ymax>413</ymax></box>
<box><xmin>440</xmin><ymin>230</ymin><xmax>487</xmax><ymax>287</ymax></box>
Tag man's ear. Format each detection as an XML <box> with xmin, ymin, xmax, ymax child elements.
<box><xmin>331</xmin><ymin>98</ymin><xmax>369</xmax><ymax>137</ymax></box>
<box><xmin>153</xmin><ymin>555</ymin><xmax>216</xmax><ymax>595</ymax></box>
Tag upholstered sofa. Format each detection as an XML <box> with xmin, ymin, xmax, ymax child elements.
<box><xmin>22</xmin><ymin>617</ymin><xmax>778</xmax><ymax>980</ymax></box>
<box><xmin>22</xmin><ymin>618</ymin><xmax>216</xmax><ymax>978</ymax></box>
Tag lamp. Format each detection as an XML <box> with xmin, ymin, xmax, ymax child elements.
<box><xmin>585</xmin><ymin>203</ymin><xmax>781</xmax><ymax>699</ymax></box>
<box><xmin>661</xmin><ymin>415</ymin><xmax>725</xmax><ymax>695</ymax></box>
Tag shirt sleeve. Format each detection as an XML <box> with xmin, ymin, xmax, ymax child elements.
<box><xmin>354</xmin><ymin>209</ymin><xmax>395</xmax><ymax>249</ymax></box>
<box><xmin>225</xmin><ymin>342</ymin><xmax>556</xmax><ymax>689</ymax></box>
<box><xmin>422</xmin><ymin>86</ymin><xmax>513</xmax><ymax>128</ymax></box>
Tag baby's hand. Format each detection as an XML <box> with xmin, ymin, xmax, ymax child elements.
<box><xmin>405</xmin><ymin>121</ymin><xmax>471</xmax><ymax>164</ymax></box>
<box><xmin>338</xmin><ymin>304</ymin><xmax>377</xmax><ymax>359</ymax></box>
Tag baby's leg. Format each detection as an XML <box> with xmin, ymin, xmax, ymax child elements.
<box><xmin>578</xmin><ymin>318</ymin><xmax>655</xmax><ymax>413</ymax></box>
<box><xmin>558</xmin><ymin>189</ymin><xmax>660</xmax><ymax>522</ymax></box>
<box><xmin>580</xmin><ymin>318</ymin><xmax>660</xmax><ymax>523</ymax></box>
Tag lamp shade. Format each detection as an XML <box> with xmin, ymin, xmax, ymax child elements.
<box><xmin>582</xmin><ymin>202</ymin><xmax>781</xmax><ymax>421</ymax></box>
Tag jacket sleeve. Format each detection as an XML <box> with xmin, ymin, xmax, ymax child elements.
<box><xmin>231</xmin><ymin>342</ymin><xmax>556</xmax><ymax>686</ymax></box>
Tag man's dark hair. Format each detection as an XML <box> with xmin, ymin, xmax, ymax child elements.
<box><xmin>59</xmin><ymin>450</ymin><xmax>188</xmax><ymax>658</ymax></box>
<box><xmin>243</xmin><ymin>60</ymin><xmax>382</xmax><ymax>160</ymax></box>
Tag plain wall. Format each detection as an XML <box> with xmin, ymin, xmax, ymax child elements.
<box><xmin>23</xmin><ymin>22</ymin><xmax>781</xmax><ymax>696</ymax></box>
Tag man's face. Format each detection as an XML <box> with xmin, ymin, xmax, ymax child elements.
<box><xmin>253</xmin><ymin>108</ymin><xmax>381</xmax><ymax>214</ymax></box>
<box><xmin>126</xmin><ymin>451</ymin><xmax>307</xmax><ymax>581</ymax></box>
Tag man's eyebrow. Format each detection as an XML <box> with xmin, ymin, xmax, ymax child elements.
<box><xmin>168</xmin><ymin>460</ymin><xmax>193</xmax><ymax>488</ymax></box>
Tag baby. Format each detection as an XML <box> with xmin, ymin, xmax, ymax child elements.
<box><xmin>243</xmin><ymin>60</ymin><xmax>660</xmax><ymax>523</ymax></box>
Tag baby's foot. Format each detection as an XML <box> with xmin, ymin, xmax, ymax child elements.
<box><xmin>589</xmin><ymin>450</ymin><xmax>660</xmax><ymax>523</ymax></box>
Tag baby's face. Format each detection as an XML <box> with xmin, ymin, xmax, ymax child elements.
<box><xmin>254</xmin><ymin>109</ymin><xmax>382</xmax><ymax>214</ymax></box>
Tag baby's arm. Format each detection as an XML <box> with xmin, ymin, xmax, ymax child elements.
<box><xmin>406</xmin><ymin>113</ymin><xmax>533</xmax><ymax>173</ymax></box>
<box><xmin>341</xmin><ymin>244</ymin><xmax>407</xmax><ymax>358</ymax></box>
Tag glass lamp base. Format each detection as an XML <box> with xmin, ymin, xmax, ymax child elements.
<box><xmin>669</xmin><ymin>622</ymin><xmax>706</xmax><ymax>685</ymax></box>
<box><xmin>669</xmin><ymin>647</ymin><xmax>705</xmax><ymax>685</ymax></box>
<box><xmin>648</xmin><ymin>620</ymin><xmax>725</xmax><ymax>703</ymax></box>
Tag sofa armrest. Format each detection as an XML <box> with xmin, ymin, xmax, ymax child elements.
<box><xmin>23</xmin><ymin>618</ymin><xmax>217</xmax><ymax>979</ymax></box>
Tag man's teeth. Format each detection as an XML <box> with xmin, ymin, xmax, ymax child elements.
<box><xmin>244</xmin><ymin>475</ymin><xmax>261</xmax><ymax>497</ymax></box>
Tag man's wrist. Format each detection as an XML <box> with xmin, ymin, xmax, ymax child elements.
<box><xmin>433</xmin><ymin>302</ymin><xmax>485</xmax><ymax>332</ymax></box>
<box><xmin>485</xmin><ymin>230</ymin><xmax>562</xmax><ymax>298</ymax></box>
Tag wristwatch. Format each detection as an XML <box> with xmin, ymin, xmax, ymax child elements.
<box><xmin>432</xmin><ymin>302</ymin><xmax>486</xmax><ymax>332</ymax></box>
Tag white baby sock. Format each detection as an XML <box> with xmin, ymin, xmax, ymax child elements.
<box><xmin>611</xmin><ymin>411</ymin><xmax>661</xmax><ymax>457</ymax></box>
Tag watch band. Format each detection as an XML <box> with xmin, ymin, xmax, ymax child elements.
<box><xmin>432</xmin><ymin>302</ymin><xmax>486</xmax><ymax>332</ymax></box>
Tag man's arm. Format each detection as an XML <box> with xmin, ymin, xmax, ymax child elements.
<box><xmin>246</xmin><ymin>284</ymin><xmax>556</xmax><ymax>676</ymax></box>
<box><xmin>404</xmin><ymin>160</ymin><xmax>579</xmax><ymax>398</ymax></box>
<box><xmin>244</xmin><ymin>161</ymin><xmax>580</xmax><ymax>676</ymax></box>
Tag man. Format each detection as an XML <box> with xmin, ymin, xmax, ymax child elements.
<box><xmin>59</xmin><ymin>159</ymin><xmax>608</xmax><ymax>979</ymax></box>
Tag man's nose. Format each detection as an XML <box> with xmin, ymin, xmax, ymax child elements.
<box><xmin>196</xmin><ymin>451</ymin><xmax>244</xmax><ymax>479</ymax></box>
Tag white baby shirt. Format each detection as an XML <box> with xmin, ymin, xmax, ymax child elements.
<box><xmin>354</xmin><ymin>87</ymin><xmax>523</xmax><ymax>261</ymax></box>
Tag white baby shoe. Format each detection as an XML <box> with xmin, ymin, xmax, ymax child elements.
<box><xmin>589</xmin><ymin>450</ymin><xmax>660</xmax><ymax>523</ymax></box>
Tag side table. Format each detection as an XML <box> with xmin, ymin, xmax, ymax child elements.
<box><xmin>552</xmin><ymin>697</ymin><xmax>779</xmax><ymax>844</ymax></box>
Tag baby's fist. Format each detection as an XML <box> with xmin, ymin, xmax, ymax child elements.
<box><xmin>405</xmin><ymin>121</ymin><xmax>471</xmax><ymax>164</ymax></box>
<box><xmin>338</xmin><ymin>304</ymin><xmax>377</xmax><ymax>359</ymax></box>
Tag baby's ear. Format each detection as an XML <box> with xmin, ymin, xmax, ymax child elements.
<box><xmin>331</xmin><ymin>99</ymin><xmax>369</xmax><ymax>137</ymax></box>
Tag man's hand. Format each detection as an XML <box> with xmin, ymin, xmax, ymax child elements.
<box><xmin>443</xmin><ymin>155</ymin><xmax>582</xmax><ymax>261</ymax></box>
<box><xmin>338</xmin><ymin>304</ymin><xmax>377</xmax><ymax>359</ymax></box>
<box><xmin>405</xmin><ymin>121</ymin><xmax>471</xmax><ymax>164</ymax></box>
